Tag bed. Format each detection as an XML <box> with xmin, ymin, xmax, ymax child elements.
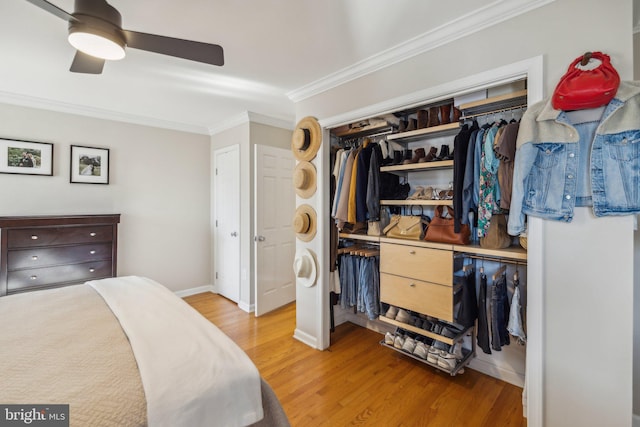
<box><xmin>0</xmin><ymin>215</ymin><xmax>289</xmax><ymax>427</ymax></box>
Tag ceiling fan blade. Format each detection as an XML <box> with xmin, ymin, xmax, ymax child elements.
<box><xmin>123</xmin><ymin>30</ymin><xmax>224</xmax><ymax>66</ymax></box>
<box><xmin>70</xmin><ymin>51</ymin><xmax>105</xmax><ymax>74</ymax></box>
<box><xmin>24</xmin><ymin>0</ymin><xmax>77</xmax><ymax>22</ymax></box>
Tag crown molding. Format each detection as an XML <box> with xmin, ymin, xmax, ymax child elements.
<box><xmin>208</xmin><ymin>111</ymin><xmax>295</xmax><ymax>135</ymax></box>
<box><xmin>287</xmin><ymin>0</ymin><xmax>555</xmax><ymax>103</ymax></box>
<box><xmin>0</xmin><ymin>90</ymin><xmax>210</xmax><ymax>135</ymax></box>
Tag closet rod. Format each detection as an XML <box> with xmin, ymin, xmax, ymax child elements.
<box><xmin>455</xmin><ymin>253</ymin><xmax>527</xmax><ymax>265</ymax></box>
<box><xmin>459</xmin><ymin>104</ymin><xmax>527</xmax><ymax>121</ymax></box>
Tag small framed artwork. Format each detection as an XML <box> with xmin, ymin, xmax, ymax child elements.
<box><xmin>70</xmin><ymin>145</ymin><xmax>110</xmax><ymax>184</ymax></box>
<box><xmin>0</xmin><ymin>138</ymin><xmax>54</xmax><ymax>176</ymax></box>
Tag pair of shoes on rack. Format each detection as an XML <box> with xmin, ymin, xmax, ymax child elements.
<box><xmin>384</xmin><ymin>305</ymin><xmax>411</xmax><ymax>324</ymax></box>
<box><xmin>406</xmin><ymin>186</ymin><xmax>434</xmax><ymax>201</ymax></box>
<box><xmin>413</xmin><ymin>340</ymin><xmax>430</xmax><ymax>359</ymax></box>
<box><xmin>426</xmin><ymin>340</ymin><xmax>464</xmax><ymax>371</ymax></box>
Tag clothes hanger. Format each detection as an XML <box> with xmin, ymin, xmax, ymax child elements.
<box><xmin>492</xmin><ymin>263</ymin><xmax>507</xmax><ymax>281</ymax></box>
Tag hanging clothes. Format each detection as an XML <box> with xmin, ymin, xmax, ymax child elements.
<box><xmin>453</xmin><ymin>122</ymin><xmax>476</xmax><ymax>232</ymax></box>
<box><xmin>338</xmin><ymin>251</ymin><xmax>380</xmax><ymax>321</ymax></box>
<box><xmin>507</xmin><ymin>274</ymin><xmax>527</xmax><ymax>344</ymax></box>
<box><xmin>490</xmin><ymin>272</ymin><xmax>510</xmax><ymax>351</ymax></box>
<box><xmin>456</xmin><ymin>267</ymin><xmax>478</xmax><ymax>328</ymax></box>
<box><xmin>476</xmin><ymin>270</ymin><xmax>491</xmax><ymax>354</ymax></box>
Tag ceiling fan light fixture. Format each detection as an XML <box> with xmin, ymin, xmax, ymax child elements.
<box><xmin>68</xmin><ymin>29</ymin><xmax>125</xmax><ymax>60</ymax></box>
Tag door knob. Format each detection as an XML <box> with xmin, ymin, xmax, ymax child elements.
<box><xmin>231</xmin><ymin>231</ymin><xmax>238</xmax><ymax>237</ymax></box>
<box><xmin>254</xmin><ymin>235</ymin><xmax>265</xmax><ymax>242</ymax></box>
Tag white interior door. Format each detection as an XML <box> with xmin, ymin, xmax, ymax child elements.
<box><xmin>254</xmin><ymin>144</ymin><xmax>295</xmax><ymax>316</ymax></box>
<box><xmin>214</xmin><ymin>145</ymin><xmax>240</xmax><ymax>302</ymax></box>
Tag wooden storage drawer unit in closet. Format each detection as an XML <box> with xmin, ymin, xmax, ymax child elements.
<box><xmin>380</xmin><ymin>242</ymin><xmax>460</xmax><ymax>322</ymax></box>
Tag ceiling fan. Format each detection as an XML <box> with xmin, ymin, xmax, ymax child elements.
<box><xmin>24</xmin><ymin>0</ymin><xmax>224</xmax><ymax>74</ymax></box>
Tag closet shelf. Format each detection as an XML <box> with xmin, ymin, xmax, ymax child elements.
<box><xmin>338</xmin><ymin>233</ymin><xmax>380</xmax><ymax>243</ymax></box>
<box><xmin>380</xmin><ymin>199</ymin><xmax>452</xmax><ymax>207</ymax></box>
<box><xmin>379</xmin><ymin>316</ymin><xmax>473</xmax><ymax>346</ymax></box>
<box><xmin>459</xmin><ymin>89</ymin><xmax>527</xmax><ymax>117</ymax></box>
<box><xmin>453</xmin><ymin>243</ymin><xmax>527</xmax><ymax>261</ymax></box>
<box><xmin>387</xmin><ymin>122</ymin><xmax>460</xmax><ymax>142</ymax></box>
<box><xmin>380</xmin><ymin>160</ymin><xmax>453</xmax><ymax>173</ymax></box>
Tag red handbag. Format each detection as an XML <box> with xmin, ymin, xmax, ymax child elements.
<box><xmin>552</xmin><ymin>52</ymin><xmax>620</xmax><ymax>111</ymax></box>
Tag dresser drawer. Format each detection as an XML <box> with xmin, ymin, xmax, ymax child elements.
<box><xmin>7</xmin><ymin>260</ymin><xmax>113</xmax><ymax>293</ymax></box>
<box><xmin>380</xmin><ymin>243</ymin><xmax>453</xmax><ymax>286</ymax></box>
<box><xmin>7</xmin><ymin>225</ymin><xmax>113</xmax><ymax>249</ymax></box>
<box><xmin>380</xmin><ymin>273</ymin><xmax>454</xmax><ymax>322</ymax></box>
<box><xmin>7</xmin><ymin>243</ymin><xmax>113</xmax><ymax>270</ymax></box>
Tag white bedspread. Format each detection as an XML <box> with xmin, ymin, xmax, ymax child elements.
<box><xmin>87</xmin><ymin>276</ymin><xmax>263</xmax><ymax>427</ymax></box>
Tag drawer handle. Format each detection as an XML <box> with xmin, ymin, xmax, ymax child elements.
<box><xmin>31</xmin><ymin>235</ymin><xmax>38</xmax><ymax>240</ymax></box>
<box><xmin>409</xmin><ymin>250</ymin><xmax>416</xmax><ymax>255</ymax></box>
<box><xmin>89</xmin><ymin>250</ymin><xmax>96</xmax><ymax>255</ymax></box>
<box><xmin>409</xmin><ymin>282</ymin><xmax>416</xmax><ymax>287</ymax></box>
<box><xmin>30</xmin><ymin>275</ymin><xmax>37</xmax><ymax>280</ymax></box>
<box><xmin>31</xmin><ymin>255</ymin><xmax>38</xmax><ymax>261</ymax></box>
<box><xmin>89</xmin><ymin>268</ymin><xmax>96</xmax><ymax>273</ymax></box>
<box><xmin>90</xmin><ymin>232</ymin><xmax>97</xmax><ymax>237</ymax></box>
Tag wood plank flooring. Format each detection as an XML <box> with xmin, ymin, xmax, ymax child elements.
<box><xmin>184</xmin><ymin>292</ymin><xmax>526</xmax><ymax>427</ymax></box>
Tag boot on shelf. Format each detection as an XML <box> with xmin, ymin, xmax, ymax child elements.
<box><xmin>433</xmin><ymin>144</ymin><xmax>450</xmax><ymax>161</ymax></box>
<box><xmin>440</xmin><ymin>104</ymin><xmax>452</xmax><ymax>125</ymax></box>
<box><xmin>427</xmin><ymin>106</ymin><xmax>440</xmax><ymax>127</ymax></box>
<box><xmin>452</xmin><ymin>106</ymin><xmax>462</xmax><ymax>122</ymax></box>
<box><xmin>398</xmin><ymin>119</ymin><xmax>408</xmax><ymax>133</ymax></box>
<box><xmin>392</xmin><ymin>150</ymin><xmax>404</xmax><ymax>165</ymax></box>
<box><xmin>405</xmin><ymin>118</ymin><xmax>418</xmax><ymax>132</ymax></box>
<box><xmin>417</xmin><ymin>110</ymin><xmax>429</xmax><ymax>129</ymax></box>
<box><xmin>404</xmin><ymin>147</ymin><xmax>425</xmax><ymax>165</ymax></box>
<box><xmin>401</xmin><ymin>149</ymin><xmax>413</xmax><ymax>164</ymax></box>
<box><xmin>419</xmin><ymin>146</ymin><xmax>438</xmax><ymax>162</ymax></box>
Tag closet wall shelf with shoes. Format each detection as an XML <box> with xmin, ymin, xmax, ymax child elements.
<box><xmin>380</xmin><ymin>199</ymin><xmax>453</xmax><ymax>207</ymax></box>
<box><xmin>458</xmin><ymin>89</ymin><xmax>528</xmax><ymax>119</ymax></box>
<box><xmin>378</xmin><ymin>316</ymin><xmax>472</xmax><ymax>346</ymax></box>
<box><xmin>380</xmin><ymin>336</ymin><xmax>473</xmax><ymax>376</ymax></box>
<box><xmin>380</xmin><ymin>159</ymin><xmax>453</xmax><ymax>174</ymax></box>
<box><xmin>387</xmin><ymin>122</ymin><xmax>461</xmax><ymax>143</ymax></box>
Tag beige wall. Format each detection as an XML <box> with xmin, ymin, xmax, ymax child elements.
<box><xmin>295</xmin><ymin>1</ymin><xmax>635</xmax><ymax>426</ymax></box>
<box><xmin>0</xmin><ymin>103</ymin><xmax>211</xmax><ymax>292</ymax></box>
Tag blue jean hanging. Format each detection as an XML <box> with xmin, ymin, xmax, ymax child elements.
<box><xmin>490</xmin><ymin>272</ymin><xmax>510</xmax><ymax>351</ymax></box>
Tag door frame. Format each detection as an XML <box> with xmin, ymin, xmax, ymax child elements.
<box><xmin>319</xmin><ymin>56</ymin><xmax>544</xmax><ymax>425</ymax></box>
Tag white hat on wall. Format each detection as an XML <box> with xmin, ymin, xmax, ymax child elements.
<box><xmin>293</xmin><ymin>248</ymin><xmax>317</xmax><ymax>288</ymax></box>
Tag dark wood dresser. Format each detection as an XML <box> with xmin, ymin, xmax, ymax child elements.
<box><xmin>0</xmin><ymin>214</ymin><xmax>120</xmax><ymax>296</ymax></box>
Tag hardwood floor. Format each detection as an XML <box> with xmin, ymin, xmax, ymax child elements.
<box><xmin>184</xmin><ymin>292</ymin><xmax>526</xmax><ymax>427</ymax></box>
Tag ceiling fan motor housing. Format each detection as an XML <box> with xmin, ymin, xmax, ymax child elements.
<box><xmin>68</xmin><ymin>0</ymin><xmax>127</xmax><ymax>55</ymax></box>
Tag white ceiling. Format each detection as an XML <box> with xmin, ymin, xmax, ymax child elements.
<box><xmin>1</xmin><ymin>0</ymin><xmax>542</xmax><ymax>134</ymax></box>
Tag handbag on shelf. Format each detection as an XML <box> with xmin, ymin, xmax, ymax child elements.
<box><xmin>423</xmin><ymin>206</ymin><xmax>470</xmax><ymax>245</ymax></box>
<box><xmin>367</xmin><ymin>220</ymin><xmax>382</xmax><ymax>236</ymax></box>
<box><xmin>552</xmin><ymin>51</ymin><xmax>620</xmax><ymax>111</ymax></box>
<box><xmin>480</xmin><ymin>213</ymin><xmax>512</xmax><ymax>249</ymax></box>
<box><xmin>382</xmin><ymin>215</ymin><xmax>422</xmax><ymax>240</ymax></box>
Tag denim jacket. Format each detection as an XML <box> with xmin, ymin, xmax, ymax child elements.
<box><xmin>508</xmin><ymin>81</ymin><xmax>640</xmax><ymax>235</ymax></box>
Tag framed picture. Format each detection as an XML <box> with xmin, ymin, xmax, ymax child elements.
<box><xmin>70</xmin><ymin>145</ymin><xmax>110</xmax><ymax>184</ymax></box>
<box><xmin>0</xmin><ymin>138</ymin><xmax>53</xmax><ymax>176</ymax></box>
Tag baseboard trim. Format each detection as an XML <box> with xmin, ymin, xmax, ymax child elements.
<box><xmin>238</xmin><ymin>301</ymin><xmax>254</xmax><ymax>313</ymax></box>
<box><xmin>174</xmin><ymin>284</ymin><xmax>214</xmax><ymax>298</ymax></box>
<box><xmin>294</xmin><ymin>328</ymin><xmax>319</xmax><ymax>349</ymax></box>
<box><xmin>467</xmin><ymin>356</ymin><xmax>524</xmax><ymax>388</ymax></box>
